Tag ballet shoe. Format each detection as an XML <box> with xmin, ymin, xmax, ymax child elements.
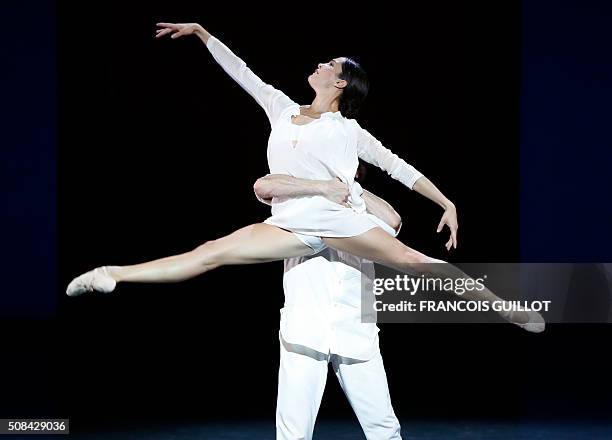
<box><xmin>500</xmin><ymin>304</ymin><xmax>545</xmax><ymax>333</ymax></box>
<box><xmin>66</xmin><ymin>266</ymin><xmax>116</xmax><ymax>297</ymax></box>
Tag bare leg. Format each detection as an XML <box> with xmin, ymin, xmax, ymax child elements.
<box><xmin>323</xmin><ymin>228</ymin><xmax>544</xmax><ymax>330</ymax></box>
<box><xmin>66</xmin><ymin>223</ymin><xmax>312</xmax><ymax>295</ymax></box>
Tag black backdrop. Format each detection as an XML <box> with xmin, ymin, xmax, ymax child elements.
<box><xmin>2</xmin><ymin>0</ymin><xmax>612</xmax><ymax>433</ymax></box>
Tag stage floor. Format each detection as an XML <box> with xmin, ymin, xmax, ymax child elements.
<box><xmin>56</xmin><ymin>420</ymin><xmax>612</xmax><ymax>439</ymax></box>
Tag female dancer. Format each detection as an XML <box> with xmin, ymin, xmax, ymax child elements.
<box><xmin>67</xmin><ymin>22</ymin><xmax>544</xmax><ymax>332</ymax></box>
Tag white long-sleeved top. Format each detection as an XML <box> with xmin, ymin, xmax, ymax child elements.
<box><xmin>281</xmin><ymin>251</ymin><xmax>379</xmax><ymax>360</ymax></box>
<box><xmin>206</xmin><ymin>35</ymin><xmax>424</xmax><ymax>237</ymax></box>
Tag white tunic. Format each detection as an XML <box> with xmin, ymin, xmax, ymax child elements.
<box><xmin>281</xmin><ymin>219</ymin><xmax>399</xmax><ymax>360</ymax></box>
<box><xmin>206</xmin><ymin>36</ymin><xmax>424</xmax><ymax>237</ymax></box>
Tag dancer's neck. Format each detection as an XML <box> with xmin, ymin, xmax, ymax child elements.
<box><xmin>309</xmin><ymin>93</ymin><xmax>340</xmax><ymax>115</ymax></box>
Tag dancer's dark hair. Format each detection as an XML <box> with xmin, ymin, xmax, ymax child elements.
<box><xmin>338</xmin><ymin>57</ymin><xmax>369</xmax><ymax>119</ymax></box>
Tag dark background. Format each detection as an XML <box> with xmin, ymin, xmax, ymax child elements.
<box><xmin>2</xmin><ymin>0</ymin><xmax>611</xmax><ymax>434</ymax></box>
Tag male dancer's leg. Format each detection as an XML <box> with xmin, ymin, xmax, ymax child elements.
<box><xmin>332</xmin><ymin>350</ymin><xmax>402</xmax><ymax>440</ymax></box>
<box><xmin>276</xmin><ymin>333</ymin><xmax>329</xmax><ymax>440</ymax></box>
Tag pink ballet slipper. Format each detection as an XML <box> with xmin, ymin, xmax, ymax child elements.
<box><xmin>66</xmin><ymin>266</ymin><xmax>116</xmax><ymax>297</ymax></box>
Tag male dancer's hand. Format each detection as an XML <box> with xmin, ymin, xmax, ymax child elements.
<box><xmin>320</xmin><ymin>178</ymin><xmax>350</xmax><ymax>207</ymax></box>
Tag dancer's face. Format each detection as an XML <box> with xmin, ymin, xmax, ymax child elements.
<box><xmin>308</xmin><ymin>57</ymin><xmax>347</xmax><ymax>92</ymax></box>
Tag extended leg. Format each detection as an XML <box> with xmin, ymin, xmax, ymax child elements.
<box><xmin>66</xmin><ymin>223</ymin><xmax>312</xmax><ymax>295</ymax></box>
<box><xmin>323</xmin><ymin>228</ymin><xmax>545</xmax><ymax>331</ymax></box>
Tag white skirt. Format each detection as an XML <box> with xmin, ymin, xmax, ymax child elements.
<box><xmin>264</xmin><ymin>193</ymin><xmax>398</xmax><ymax>238</ymax></box>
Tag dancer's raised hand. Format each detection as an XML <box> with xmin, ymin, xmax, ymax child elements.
<box><xmin>437</xmin><ymin>205</ymin><xmax>458</xmax><ymax>251</ymax></box>
<box><xmin>155</xmin><ymin>22</ymin><xmax>203</xmax><ymax>40</ymax></box>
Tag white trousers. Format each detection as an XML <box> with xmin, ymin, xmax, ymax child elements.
<box><xmin>276</xmin><ymin>332</ymin><xmax>402</xmax><ymax>440</ymax></box>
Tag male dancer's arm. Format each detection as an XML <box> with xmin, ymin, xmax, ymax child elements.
<box><xmin>253</xmin><ymin>174</ymin><xmax>402</xmax><ymax>233</ymax></box>
<box><xmin>253</xmin><ymin>175</ymin><xmax>350</xmax><ymax>206</ymax></box>
<box><xmin>361</xmin><ymin>189</ymin><xmax>402</xmax><ymax>234</ymax></box>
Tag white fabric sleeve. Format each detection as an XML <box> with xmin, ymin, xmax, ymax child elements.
<box><xmin>206</xmin><ymin>36</ymin><xmax>297</xmax><ymax>126</ymax></box>
<box><xmin>352</xmin><ymin>120</ymin><xmax>424</xmax><ymax>190</ymax></box>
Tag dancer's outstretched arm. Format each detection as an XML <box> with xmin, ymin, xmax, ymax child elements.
<box><xmin>411</xmin><ymin>177</ymin><xmax>458</xmax><ymax>251</ymax></box>
<box><xmin>352</xmin><ymin>120</ymin><xmax>458</xmax><ymax>251</ymax></box>
<box><xmin>155</xmin><ymin>22</ymin><xmax>296</xmax><ymax>127</ymax></box>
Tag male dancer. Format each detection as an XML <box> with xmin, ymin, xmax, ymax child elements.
<box><xmin>254</xmin><ymin>173</ymin><xmax>403</xmax><ymax>440</ymax></box>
